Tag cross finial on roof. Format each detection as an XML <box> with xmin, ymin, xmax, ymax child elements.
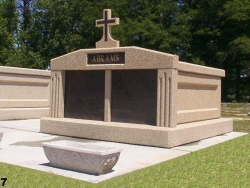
<box><xmin>96</xmin><ymin>9</ymin><xmax>120</xmax><ymax>48</ymax></box>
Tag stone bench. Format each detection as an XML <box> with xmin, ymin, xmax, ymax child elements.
<box><xmin>41</xmin><ymin>140</ymin><xmax>122</xmax><ymax>175</ymax></box>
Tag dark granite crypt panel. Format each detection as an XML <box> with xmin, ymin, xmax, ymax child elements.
<box><xmin>111</xmin><ymin>70</ymin><xmax>157</xmax><ymax>126</ymax></box>
<box><xmin>64</xmin><ymin>70</ymin><xmax>105</xmax><ymax>121</ymax></box>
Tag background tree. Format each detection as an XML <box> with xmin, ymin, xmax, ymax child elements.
<box><xmin>109</xmin><ymin>0</ymin><xmax>191</xmax><ymax>60</ymax></box>
<box><xmin>28</xmin><ymin>0</ymin><xmax>100</xmax><ymax>67</ymax></box>
<box><xmin>218</xmin><ymin>0</ymin><xmax>250</xmax><ymax>102</ymax></box>
<box><xmin>3</xmin><ymin>0</ymin><xmax>46</xmax><ymax>68</ymax></box>
<box><xmin>181</xmin><ymin>0</ymin><xmax>250</xmax><ymax>101</ymax></box>
<box><xmin>0</xmin><ymin>0</ymin><xmax>16</xmax><ymax>66</ymax></box>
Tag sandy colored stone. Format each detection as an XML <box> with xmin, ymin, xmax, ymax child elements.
<box><xmin>41</xmin><ymin>117</ymin><xmax>233</xmax><ymax>148</ymax></box>
<box><xmin>0</xmin><ymin>66</ymin><xmax>50</xmax><ymax>120</ymax></box>
<box><xmin>104</xmin><ymin>70</ymin><xmax>112</xmax><ymax>122</ymax></box>
<box><xmin>167</xmin><ymin>118</ymin><xmax>233</xmax><ymax>147</ymax></box>
<box><xmin>50</xmin><ymin>47</ymin><xmax>178</xmax><ymax>70</ymax></box>
<box><xmin>0</xmin><ymin>108</ymin><xmax>49</xmax><ymax>120</ymax></box>
<box><xmin>0</xmin><ymin>99</ymin><xmax>49</xmax><ymax>108</ymax></box>
<box><xmin>42</xmin><ymin>140</ymin><xmax>122</xmax><ymax>175</ymax></box>
<box><xmin>178</xmin><ymin>61</ymin><xmax>225</xmax><ymax>77</ymax></box>
<box><xmin>0</xmin><ymin>65</ymin><xmax>51</xmax><ymax>76</ymax></box>
<box><xmin>49</xmin><ymin>71</ymin><xmax>65</xmax><ymax>118</ymax></box>
<box><xmin>95</xmin><ymin>9</ymin><xmax>120</xmax><ymax>48</ymax></box>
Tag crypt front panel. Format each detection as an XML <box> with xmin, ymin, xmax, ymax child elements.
<box><xmin>111</xmin><ymin>70</ymin><xmax>157</xmax><ymax>125</ymax></box>
<box><xmin>64</xmin><ymin>70</ymin><xmax>105</xmax><ymax>121</ymax></box>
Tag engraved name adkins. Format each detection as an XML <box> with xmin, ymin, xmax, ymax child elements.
<box><xmin>87</xmin><ymin>52</ymin><xmax>125</xmax><ymax>64</ymax></box>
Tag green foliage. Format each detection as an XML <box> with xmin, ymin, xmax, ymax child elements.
<box><xmin>217</xmin><ymin>0</ymin><xmax>250</xmax><ymax>102</ymax></box>
<box><xmin>5</xmin><ymin>46</ymin><xmax>45</xmax><ymax>69</ymax></box>
<box><xmin>26</xmin><ymin>0</ymin><xmax>103</xmax><ymax>67</ymax></box>
<box><xmin>0</xmin><ymin>0</ymin><xmax>16</xmax><ymax>66</ymax></box>
<box><xmin>114</xmin><ymin>0</ymin><xmax>191</xmax><ymax>59</ymax></box>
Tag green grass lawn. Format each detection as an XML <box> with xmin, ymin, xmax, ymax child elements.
<box><xmin>222</xmin><ymin>103</ymin><xmax>250</xmax><ymax>120</ymax></box>
<box><xmin>0</xmin><ymin>103</ymin><xmax>249</xmax><ymax>187</ymax></box>
<box><xmin>222</xmin><ymin>102</ymin><xmax>250</xmax><ymax>133</ymax></box>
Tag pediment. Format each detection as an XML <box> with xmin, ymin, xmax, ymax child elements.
<box><xmin>51</xmin><ymin>46</ymin><xmax>179</xmax><ymax>71</ymax></box>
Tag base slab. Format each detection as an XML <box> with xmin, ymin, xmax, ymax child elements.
<box><xmin>0</xmin><ymin>108</ymin><xmax>49</xmax><ymax>120</ymax></box>
<box><xmin>40</xmin><ymin>117</ymin><xmax>233</xmax><ymax>148</ymax></box>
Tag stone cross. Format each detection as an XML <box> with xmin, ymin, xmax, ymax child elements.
<box><xmin>96</xmin><ymin>9</ymin><xmax>120</xmax><ymax>48</ymax></box>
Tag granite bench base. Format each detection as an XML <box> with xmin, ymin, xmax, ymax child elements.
<box><xmin>41</xmin><ymin>140</ymin><xmax>122</xmax><ymax>175</ymax></box>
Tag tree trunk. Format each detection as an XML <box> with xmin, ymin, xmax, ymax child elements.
<box><xmin>235</xmin><ymin>65</ymin><xmax>241</xmax><ymax>102</ymax></box>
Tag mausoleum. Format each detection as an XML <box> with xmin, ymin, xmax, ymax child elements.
<box><xmin>40</xmin><ymin>9</ymin><xmax>233</xmax><ymax>148</ymax></box>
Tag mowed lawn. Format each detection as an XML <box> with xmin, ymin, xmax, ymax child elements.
<box><xmin>222</xmin><ymin>103</ymin><xmax>250</xmax><ymax>134</ymax></box>
<box><xmin>0</xmin><ymin>103</ymin><xmax>249</xmax><ymax>188</ymax></box>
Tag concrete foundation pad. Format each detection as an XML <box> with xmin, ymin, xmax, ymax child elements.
<box><xmin>0</xmin><ymin>119</ymin><xmax>247</xmax><ymax>183</ymax></box>
<box><xmin>0</xmin><ymin>119</ymin><xmax>40</xmax><ymax>132</ymax></box>
<box><xmin>41</xmin><ymin>117</ymin><xmax>233</xmax><ymax>148</ymax></box>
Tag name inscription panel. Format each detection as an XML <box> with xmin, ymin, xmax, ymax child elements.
<box><xmin>87</xmin><ymin>52</ymin><xmax>125</xmax><ymax>64</ymax></box>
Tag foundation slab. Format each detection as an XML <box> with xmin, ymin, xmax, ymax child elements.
<box><xmin>40</xmin><ymin>117</ymin><xmax>233</xmax><ymax>148</ymax></box>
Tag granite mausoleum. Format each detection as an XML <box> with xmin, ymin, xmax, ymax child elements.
<box><xmin>40</xmin><ymin>9</ymin><xmax>233</xmax><ymax>148</ymax></box>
